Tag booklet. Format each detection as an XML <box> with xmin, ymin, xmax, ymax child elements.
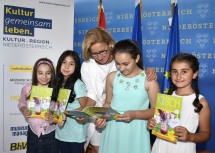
<box><xmin>66</xmin><ymin>106</ymin><xmax>120</xmax><ymax>120</ymax></box>
<box><xmin>27</xmin><ymin>85</ymin><xmax>53</xmax><ymax>119</ymax></box>
<box><xmin>52</xmin><ymin>88</ymin><xmax>71</xmax><ymax>123</ymax></box>
<box><xmin>152</xmin><ymin>93</ymin><xmax>183</xmax><ymax>143</ymax></box>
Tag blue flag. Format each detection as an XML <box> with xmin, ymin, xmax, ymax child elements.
<box><xmin>132</xmin><ymin>0</ymin><xmax>142</xmax><ymax>51</ymax></box>
<box><xmin>161</xmin><ymin>4</ymin><xmax>180</xmax><ymax>93</ymax></box>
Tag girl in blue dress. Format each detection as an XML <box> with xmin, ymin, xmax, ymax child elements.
<box><xmin>96</xmin><ymin>39</ymin><xmax>160</xmax><ymax>153</ymax></box>
<box><xmin>51</xmin><ymin>50</ymin><xmax>87</xmax><ymax>153</ymax></box>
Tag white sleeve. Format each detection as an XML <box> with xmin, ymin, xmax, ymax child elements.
<box><xmin>81</xmin><ymin>61</ymin><xmax>97</xmax><ymax>101</ymax></box>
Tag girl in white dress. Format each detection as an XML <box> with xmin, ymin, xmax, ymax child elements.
<box><xmin>148</xmin><ymin>53</ymin><xmax>211</xmax><ymax>153</ymax></box>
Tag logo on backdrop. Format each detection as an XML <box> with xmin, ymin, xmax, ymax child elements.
<box><xmin>10</xmin><ymin>78</ymin><xmax>32</xmax><ymax>85</ymax></box>
<box><xmin>10</xmin><ymin>65</ymin><xmax>33</xmax><ymax>72</ymax></box>
<box><xmin>196</xmin><ymin>3</ymin><xmax>209</xmax><ymax>19</ymax></box>
<box><xmin>147</xmin><ymin>21</ymin><xmax>158</xmax><ymax>36</ymax></box>
<box><xmin>146</xmin><ymin>49</ymin><xmax>157</xmax><ymax>63</ymax></box>
<box><xmin>10</xmin><ymin>126</ymin><xmax>28</xmax><ymax>137</ymax></box>
<box><xmin>195</xmin><ymin>33</ymin><xmax>209</xmax><ymax>49</ymax></box>
<box><xmin>105</xmin><ymin>11</ymin><xmax>113</xmax><ymax>25</ymax></box>
<box><xmin>10</xmin><ymin>141</ymin><xmax>27</xmax><ymax>151</ymax></box>
<box><xmin>199</xmin><ymin>63</ymin><xmax>208</xmax><ymax>79</ymax></box>
<box><xmin>4</xmin><ymin>5</ymin><xmax>52</xmax><ymax>36</ymax></box>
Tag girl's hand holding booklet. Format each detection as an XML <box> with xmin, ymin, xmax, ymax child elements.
<box><xmin>152</xmin><ymin>93</ymin><xmax>183</xmax><ymax>143</ymax></box>
<box><xmin>66</xmin><ymin>107</ymin><xmax>120</xmax><ymax>120</ymax></box>
<box><xmin>27</xmin><ymin>85</ymin><xmax>53</xmax><ymax>119</ymax></box>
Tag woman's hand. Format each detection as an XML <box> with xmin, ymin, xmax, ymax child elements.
<box><xmin>147</xmin><ymin>117</ymin><xmax>157</xmax><ymax>130</ymax></box>
<box><xmin>95</xmin><ymin>118</ymin><xmax>107</xmax><ymax>128</ymax></box>
<box><xmin>21</xmin><ymin>106</ymin><xmax>32</xmax><ymax>117</ymax></box>
<box><xmin>145</xmin><ymin>68</ymin><xmax>157</xmax><ymax>82</ymax></box>
<box><xmin>116</xmin><ymin>111</ymin><xmax>135</xmax><ymax>122</ymax></box>
<box><xmin>174</xmin><ymin>126</ymin><xmax>191</xmax><ymax>141</ymax></box>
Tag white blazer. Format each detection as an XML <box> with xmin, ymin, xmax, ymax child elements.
<box><xmin>81</xmin><ymin>58</ymin><xmax>116</xmax><ymax>106</ymax></box>
<box><xmin>81</xmin><ymin>58</ymin><xmax>116</xmax><ymax>150</ymax></box>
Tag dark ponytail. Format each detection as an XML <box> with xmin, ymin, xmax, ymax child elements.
<box><xmin>192</xmin><ymin>76</ymin><xmax>203</xmax><ymax>112</ymax></box>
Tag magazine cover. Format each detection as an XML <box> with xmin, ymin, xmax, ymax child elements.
<box><xmin>28</xmin><ymin>85</ymin><xmax>53</xmax><ymax>119</ymax></box>
<box><xmin>53</xmin><ymin>88</ymin><xmax>71</xmax><ymax>123</ymax></box>
<box><xmin>152</xmin><ymin>93</ymin><xmax>183</xmax><ymax>143</ymax></box>
<box><xmin>67</xmin><ymin>107</ymin><xmax>120</xmax><ymax>120</ymax></box>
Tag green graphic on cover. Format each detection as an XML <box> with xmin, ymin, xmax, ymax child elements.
<box><xmin>152</xmin><ymin>93</ymin><xmax>183</xmax><ymax>143</ymax></box>
<box><xmin>53</xmin><ymin>88</ymin><xmax>71</xmax><ymax>123</ymax></box>
<box><xmin>67</xmin><ymin>107</ymin><xmax>120</xmax><ymax>120</ymax></box>
<box><xmin>28</xmin><ymin>85</ymin><xmax>53</xmax><ymax>119</ymax></box>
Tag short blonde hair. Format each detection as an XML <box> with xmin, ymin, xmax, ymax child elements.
<box><xmin>82</xmin><ymin>27</ymin><xmax>115</xmax><ymax>61</ymax></box>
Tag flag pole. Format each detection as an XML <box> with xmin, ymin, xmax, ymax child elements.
<box><xmin>171</xmin><ymin>3</ymin><xmax>175</xmax><ymax>16</ymax></box>
<box><xmin>98</xmin><ymin>0</ymin><xmax>102</xmax><ymax>25</ymax></box>
<box><xmin>132</xmin><ymin>0</ymin><xmax>143</xmax><ymax>52</ymax></box>
<box><xmin>172</xmin><ymin>3</ymin><xmax>175</xmax><ymax>16</ymax></box>
<box><xmin>140</xmin><ymin>0</ymin><xmax>142</xmax><ymax>19</ymax></box>
<box><xmin>161</xmin><ymin>1</ymin><xmax>180</xmax><ymax>93</ymax></box>
<box><xmin>171</xmin><ymin>0</ymin><xmax>177</xmax><ymax>16</ymax></box>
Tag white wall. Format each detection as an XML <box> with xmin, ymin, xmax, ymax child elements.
<box><xmin>0</xmin><ymin>0</ymin><xmax>74</xmax><ymax>152</ymax></box>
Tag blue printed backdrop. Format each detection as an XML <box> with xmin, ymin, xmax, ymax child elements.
<box><xmin>74</xmin><ymin>0</ymin><xmax>215</xmax><ymax>152</ymax></box>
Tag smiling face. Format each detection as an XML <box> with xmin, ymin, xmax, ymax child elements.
<box><xmin>37</xmin><ymin>64</ymin><xmax>52</xmax><ymax>86</ymax></box>
<box><xmin>114</xmin><ymin>52</ymin><xmax>140</xmax><ymax>77</ymax></box>
<box><xmin>60</xmin><ymin>55</ymin><xmax>75</xmax><ymax>81</ymax></box>
<box><xmin>171</xmin><ymin>61</ymin><xmax>198</xmax><ymax>90</ymax></box>
<box><xmin>90</xmin><ymin>43</ymin><xmax>113</xmax><ymax>65</ymax></box>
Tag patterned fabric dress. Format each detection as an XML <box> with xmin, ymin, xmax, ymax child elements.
<box><xmin>151</xmin><ymin>92</ymin><xmax>203</xmax><ymax>153</ymax></box>
<box><xmin>99</xmin><ymin>70</ymin><xmax>151</xmax><ymax>153</ymax></box>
